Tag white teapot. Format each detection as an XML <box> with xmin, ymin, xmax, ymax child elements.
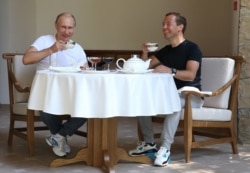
<box><xmin>116</xmin><ymin>54</ymin><xmax>151</xmax><ymax>72</ymax></box>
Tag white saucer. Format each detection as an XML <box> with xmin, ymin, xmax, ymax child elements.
<box><xmin>147</xmin><ymin>46</ymin><xmax>158</xmax><ymax>52</ymax></box>
<box><xmin>82</xmin><ymin>70</ymin><xmax>110</xmax><ymax>74</ymax></box>
<box><xmin>118</xmin><ymin>69</ymin><xmax>154</xmax><ymax>74</ymax></box>
<box><xmin>49</xmin><ymin>66</ymin><xmax>81</xmax><ymax>73</ymax></box>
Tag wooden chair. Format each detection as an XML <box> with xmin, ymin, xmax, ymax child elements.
<box><xmin>2</xmin><ymin>53</ymin><xmax>48</xmax><ymax>156</ymax></box>
<box><xmin>139</xmin><ymin>56</ymin><xmax>246</xmax><ymax>163</ymax></box>
<box><xmin>2</xmin><ymin>53</ymin><xmax>87</xmax><ymax>156</ymax></box>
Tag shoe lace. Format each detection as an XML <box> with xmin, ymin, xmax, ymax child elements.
<box><xmin>157</xmin><ymin>147</ymin><xmax>167</xmax><ymax>155</ymax></box>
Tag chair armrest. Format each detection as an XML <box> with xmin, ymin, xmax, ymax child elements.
<box><xmin>9</xmin><ymin>67</ymin><xmax>30</xmax><ymax>93</ymax></box>
<box><xmin>181</xmin><ymin>74</ymin><xmax>237</xmax><ymax>98</ymax></box>
<box><xmin>3</xmin><ymin>53</ymin><xmax>30</xmax><ymax>93</ymax></box>
<box><xmin>14</xmin><ymin>82</ymin><xmax>31</xmax><ymax>93</ymax></box>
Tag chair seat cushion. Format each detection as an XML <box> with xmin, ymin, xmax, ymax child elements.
<box><xmin>180</xmin><ymin>107</ymin><xmax>232</xmax><ymax>121</ymax></box>
<box><xmin>13</xmin><ymin>102</ymin><xmax>40</xmax><ymax>116</ymax></box>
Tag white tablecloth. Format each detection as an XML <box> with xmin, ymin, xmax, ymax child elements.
<box><xmin>28</xmin><ymin>70</ymin><xmax>181</xmax><ymax>118</ymax></box>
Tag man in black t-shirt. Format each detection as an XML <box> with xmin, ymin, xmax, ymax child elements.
<box><xmin>128</xmin><ymin>12</ymin><xmax>204</xmax><ymax>167</ymax></box>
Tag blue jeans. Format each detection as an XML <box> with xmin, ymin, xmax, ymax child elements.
<box><xmin>40</xmin><ymin>111</ymin><xmax>87</xmax><ymax>137</ymax></box>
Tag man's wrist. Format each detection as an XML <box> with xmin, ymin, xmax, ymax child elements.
<box><xmin>171</xmin><ymin>68</ymin><xmax>177</xmax><ymax>76</ymax></box>
<box><xmin>48</xmin><ymin>48</ymin><xmax>53</xmax><ymax>55</ymax></box>
<box><xmin>141</xmin><ymin>52</ymin><xmax>148</xmax><ymax>60</ymax></box>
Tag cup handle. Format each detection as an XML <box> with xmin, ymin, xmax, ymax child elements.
<box><xmin>116</xmin><ymin>58</ymin><xmax>126</xmax><ymax>70</ymax></box>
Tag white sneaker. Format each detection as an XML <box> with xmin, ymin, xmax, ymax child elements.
<box><xmin>45</xmin><ymin>134</ymin><xmax>68</xmax><ymax>157</ymax></box>
<box><xmin>128</xmin><ymin>141</ymin><xmax>157</xmax><ymax>156</ymax></box>
<box><xmin>46</xmin><ymin>134</ymin><xmax>71</xmax><ymax>154</ymax></box>
<box><xmin>154</xmin><ymin>147</ymin><xmax>171</xmax><ymax>167</ymax></box>
<box><xmin>64</xmin><ymin>137</ymin><xmax>71</xmax><ymax>154</ymax></box>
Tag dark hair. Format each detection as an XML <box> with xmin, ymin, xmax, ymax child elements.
<box><xmin>55</xmin><ymin>12</ymin><xmax>76</xmax><ymax>26</ymax></box>
<box><xmin>166</xmin><ymin>12</ymin><xmax>187</xmax><ymax>33</ymax></box>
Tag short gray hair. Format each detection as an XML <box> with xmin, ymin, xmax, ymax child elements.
<box><xmin>55</xmin><ymin>12</ymin><xmax>76</xmax><ymax>26</ymax></box>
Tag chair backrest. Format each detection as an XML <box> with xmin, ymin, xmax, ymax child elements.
<box><xmin>201</xmin><ymin>57</ymin><xmax>235</xmax><ymax>109</ymax></box>
<box><xmin>12</xmin><ymin>55</ymin><xmax>36</xmax><ymax>103</ymax></box>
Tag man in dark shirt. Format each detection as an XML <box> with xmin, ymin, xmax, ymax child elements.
<box><xmin>129</xmin><ymin>12</ymin><xmax>204</xmax><ymax>167</ymax></box>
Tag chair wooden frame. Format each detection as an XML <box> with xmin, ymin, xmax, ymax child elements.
<box><xmin>179</xmin><ymin>55</ymin><xmax>246</xmax><ymax>163</ymax></box>
<box><xmin>2</xmin><ymin>53</ymin><xmax>48</xmax><ymax>156</ymax></box>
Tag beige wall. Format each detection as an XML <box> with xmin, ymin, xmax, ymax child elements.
<box><xmin>36</xmin><ymin>0</ymin><xmax>169</xmax><ymax>50</ymax></box>
<box><xmin>34</xmin><ymin>0</ymin><xmax>235</xmax><ymax>55</ymax></box>
<box><xmin>0</xmin><ymin>0</ymin><xmax>237</xmax><ymax>103</ymax></box>
<box><xmin>0</xmin><ymin>0</ymin><xmax>36</xmax><ymax>103</ymax></box>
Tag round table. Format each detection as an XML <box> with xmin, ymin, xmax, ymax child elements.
<box><xmin>28</xmin><ymin>70</ymin><xmax>181</xmax><ymax>172</ymax></box>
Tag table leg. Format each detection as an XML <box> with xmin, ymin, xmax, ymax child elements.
<box><xmin>101</xmin><ymin>118</ymin><xmax>152</xmax><ymax>171</ymax></box>
<box><xmin>50</xmin><ymin>148</ymin><xmax>89</xmax><ymax>167</ymax></box>
<box><xmin>115</xmin><ymin>148</ymin><xmax>152</xmax><ymax>164</ymax></box>
<box><xmin>50</xmin><ymin>118</ymin><xmax>152</xmax><ymax>172</ymax></box>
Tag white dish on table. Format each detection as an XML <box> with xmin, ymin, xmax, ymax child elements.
<box><xmin>49</xmin><ymin>66</ymin><xmax>81</xmax><ymax>73</ymax></box>
<box><xmin>118</xmin><ymin>69</ymin><xmax>154</xmax><ymax>74</ymax></box>
<box><xmin>82</xmin><ymin>70</ymin><xmax>110</xmax><ymax>74</ymax></box>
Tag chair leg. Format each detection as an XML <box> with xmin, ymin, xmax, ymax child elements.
<box><xmin>184</xmin><ymin>127</ymin><xmax>192</xmax><ymax>163</ymax></box>
<box><xmin>184</xmin><ymin>96</ymin><xmax>192</xmax><ymax>163</ymax></box>
<box><xmin>230</xmin><ymin>127</ymin><xmax>238</xmax><ymax>154</ymax></box>
<box><xmin>8</xmin><ymin>117</ymin><xmax>15</xmax><ymax>146</ymax></box>
<box><xmin>27</xmin><ymin>109</ymin><xmax>35</xmax><ymax>156</ymax></box>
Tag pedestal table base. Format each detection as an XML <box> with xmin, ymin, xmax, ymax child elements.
<box><xmin>50</xmin><ymin>118</ymin><xmax>152</xmax><ymax>172</ymax></box>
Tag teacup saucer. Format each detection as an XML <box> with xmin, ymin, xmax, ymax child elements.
<box><xmin>118</xmin><ymin>69</ymin><xmax>154</xmax><ymax>74</ymax></box>
<box><xmin>49</xmin><ymin>66</ymin><xmax>81</xmax><ymax>73</ymax></box>
<box><xmin>82</xmin><ymin>70</ymin><xmax>110</xmax><ymax>74</ymax></box>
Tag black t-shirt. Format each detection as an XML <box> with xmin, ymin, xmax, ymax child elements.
<box><xmin>155</xmin><ymin>40</ymin><xmax>202</xmax><ymax>90</ymax></box>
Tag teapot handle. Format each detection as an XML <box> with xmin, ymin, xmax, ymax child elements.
<box><xmin>116</xmin><ymin>58</ymin><xmax>126</xmax><ymax>70</ymax></box>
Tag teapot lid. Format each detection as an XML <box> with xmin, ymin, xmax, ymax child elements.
<box><xmin>127</xmin><ymin>54</ymin><xmax>143</xmax><ymax>62</ymax></box>
<box><xmin>131</xmin><ymin>54</ymin><xmax>139</xmax><ymax>58</ymax></box>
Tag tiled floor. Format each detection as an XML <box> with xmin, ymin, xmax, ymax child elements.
<box><xmin>0</xmin><ymin>104</ymin><xmax>250</xmax><ymax>173</ymax></box>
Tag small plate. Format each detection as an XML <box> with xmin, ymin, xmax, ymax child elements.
<box><xmin>49</xmin><ymin>66</ymin><xmax>81</xmax><ymax>73</ymax></box>
<box><xmin>147</xmin><ymin>46</ymin><xmax>158</xmax><ymax>52</ymax></box>
<box><xmin>82</xmin><ymin>70</ymin><xmax>110</xmax><ymax>74</ymax></box>
<box><xmin>118</xmin><ymin>69</ymin><xmax>154</xmax><ymax>74</ymax></box>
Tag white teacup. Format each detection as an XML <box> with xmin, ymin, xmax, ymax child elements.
<box><xmin>65</xmin><ymin>41</ymin><xmax>76</xmax><ymax>49</ymax></box>
<box><xmin>146</xmin><ymin>42</ymin><xmax>158</xmax><ymax>52</ymax></box>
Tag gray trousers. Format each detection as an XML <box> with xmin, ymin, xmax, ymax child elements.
<box><xmin>40</xmin><ymin>111</ymin><xmax>87</xmax><ymax>137</ymax></box>
<box><xmin>137</xmin><ymin>94</ymin><xmax>203</xmax><ymax>150</ymax></box>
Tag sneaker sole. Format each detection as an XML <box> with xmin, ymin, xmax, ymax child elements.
<box><xmin>154</xmin><ymin>157</ymin><xmax>171</xmax><ymax>167</ymax></box>
<box><xmin>129</xmin><ymin>149</ymin><xmax>158</xmax><ymax>157</ymax></box>
<box><xmin>52</xmin><ymin>147</ymin><xmax>67</xmax><ymax>157</ymax></box>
